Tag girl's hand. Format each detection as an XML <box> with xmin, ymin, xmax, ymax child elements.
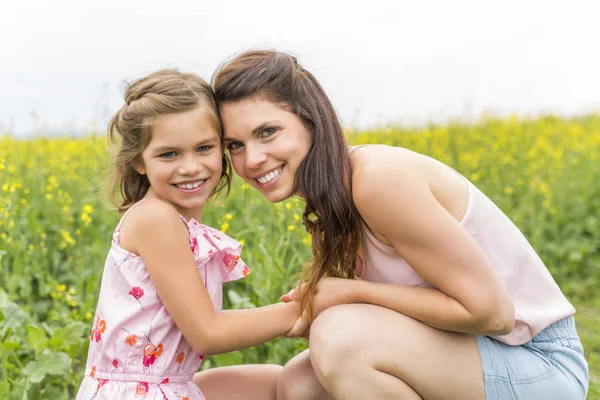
<box><xmin>282</xmin><ymin>303</ymin><xmax>310</xmax><ymax>339</ymax></box>
<box><xmin>281</xmin><ymin>277</ymin><xmax>360</xmax><ymax>318</ymax></box>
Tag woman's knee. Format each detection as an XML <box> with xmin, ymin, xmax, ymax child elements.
<box><xmin>278</xmin><ymin>351</ymin><xmax>328</xmax><ymax>400</ymax></box>
<box><xmin>309</xmin><ymin>305</ymin><xmax>369</xmax><ymax>377</ymax></box>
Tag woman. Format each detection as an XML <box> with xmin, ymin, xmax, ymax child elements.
<box><xmin>204</xmin><ymin>50</ymin><xmax>589</xmax><ymax>400</ymax></box>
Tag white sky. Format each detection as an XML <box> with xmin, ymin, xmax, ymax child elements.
<box><xmin>1</xmin><ymin>0</ymin><xmax>599</xmax><ymax>136</ymax></box>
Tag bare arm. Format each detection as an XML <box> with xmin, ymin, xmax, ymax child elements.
<box><xmin>129</xmin><ymin>199</ymin><xmax>300</xmax><ymax>356</ymax></box>
<box><xmin>347</xmin><ymin>158</ymin><xmax>514</xmax><ymax>335</ymax></box>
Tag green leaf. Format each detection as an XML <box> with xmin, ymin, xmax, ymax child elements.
<box><xmin>22</xmin><ymin>350</ymin><xmax>72</xmax><ymax>383</ymax></box>
<box><xmin>49</xmin><ymin>320</ymin><xmax>88</xmax><ymax>349</ymax></box>
<box><xmin>1</xmin><ymin>341</ymin><xmax>20</xmax><ymax>351</ymax></box>
<box><xmin>0</xmin><ymin>381</ymin><xmax>10</xmax><ymax>397</ymax></box>
<box><xmin>211</xmin><ymin>350</ymin><xmax>244</xmax><ymax>367</ymax></box>
<box><xmin>27</xmin><ymin>325</ymin><xmax>49</xmax><ymax>355</ymax></box>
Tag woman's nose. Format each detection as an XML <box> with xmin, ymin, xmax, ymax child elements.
<box><xmin>245</xmin><ymin>144</ymin><xmax>268</xmax><ymax>169</ymax></box>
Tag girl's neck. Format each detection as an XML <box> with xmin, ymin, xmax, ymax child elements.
<box><xmin>143</xmin><ymin>188</ymin><xmax>204</xmax><ymax>223</ymax></box>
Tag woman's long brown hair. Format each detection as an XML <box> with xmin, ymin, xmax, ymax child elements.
<box><xmin>212</xmin><ymin>50</ymin><xmax>362</xmax><ymax>319</ymax></box>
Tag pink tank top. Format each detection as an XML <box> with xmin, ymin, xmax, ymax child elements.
<box><xmin>350</xmin><ymin>146</ymin><xmax>575</xmax><ymax>345</ymax></box>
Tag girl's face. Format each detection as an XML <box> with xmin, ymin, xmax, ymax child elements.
<box><xmin>220</xmin><ymin>96</ymin><xmax>311</xmax><ymax>203</ymax></box>
<box><xmin>136</xmin><ymin>106</ymin><xmax>223</xmax><ymax>221</ymax></box>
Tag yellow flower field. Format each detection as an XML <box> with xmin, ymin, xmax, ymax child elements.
<box><xmin>1</xmin><ymin>114</ymin><xmax>599</xmax><ymax>398</ymax></box>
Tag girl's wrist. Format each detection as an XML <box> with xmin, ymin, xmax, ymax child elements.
<box><xmin>348</xmin><ymin>279</ymin><xmax>367</xmax><ymax>303</ymax></box>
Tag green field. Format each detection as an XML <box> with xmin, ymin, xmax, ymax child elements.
<box><xmin>1</xmin><ymin>114</ymin><xmax>599</xmax><ymax>398</ymax></box>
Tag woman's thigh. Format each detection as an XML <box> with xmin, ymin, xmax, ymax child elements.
<box><xmin>193</xmin><ymin>364</ymin><xmax>281</xmax><ymax>400</ymax></box>
<box><xmin>309</xmin><ymin>304</ymin><xmax>485</xmax><ymax>400</ymax></box>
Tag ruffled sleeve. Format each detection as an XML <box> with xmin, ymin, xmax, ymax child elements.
<box><xmin>186</xmin><ymin>219</ymin><xmax>250</xmax><ymax>312</ymax></box>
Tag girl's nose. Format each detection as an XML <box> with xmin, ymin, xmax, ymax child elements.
<box><xmin>177</xmin><ymin>157</ymin><xmax>201</xmax><ymax>175</ymax></box>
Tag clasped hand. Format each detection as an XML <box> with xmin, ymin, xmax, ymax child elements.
<box><xmin>280</xmin><ymin>277</ymin><xmax>359</xmax><ymax>338</ymax></box>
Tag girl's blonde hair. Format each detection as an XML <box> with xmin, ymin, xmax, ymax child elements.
<box><xmin>106</xmin><ymin>69</ymin><xmax>231</xmax><ymax>212</ymax></box>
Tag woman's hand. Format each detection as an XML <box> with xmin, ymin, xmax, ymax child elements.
<box><xmin>282</xmin><ymin>277</ymin><xmax>360</xmax><ymax>318</ymax></box>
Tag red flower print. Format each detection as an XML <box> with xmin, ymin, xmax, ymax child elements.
<box><xmin>161</xmin><ymin>378</ymin><xmax>169</xmax><ymax>384</ymax></box>
<box><xmin>136</xmin><ymin>382</ymin><xmax>149</xmax><ymax>396</ymax></box>
<box><xmin>190</xmin><ymin>236</ymin><xmax>198</xmax><ymax>253</ymax></box>
<box><xmin>112</xmin><ymin>359</ymin><xmax>119</xmax><ymax>369</ymax></box>
<box><xmin>175</xmin><ymin>352</ymin><xmax>185</xmax><ymax>364</ymax></box>
<box><xmin>242</xmin><ymin>265</ymin><xmax>250</xmax><ymax>277</ymax></box>
<box><xmin>90</xmin><ymin>319</ymin><xmax>106</xmax><ymax>342</ymax></box>
<box><xmin>223</xmin><ymin>253</ymin><xmax>240</xmax><ymax>272</ymax></box>
<box><xmin>96</xmin><ymin>379</ymin><xmax>108</xmax><ymax>391</ymax></box>
<box><xmin>122</xmin><ymin>328</ymin><xmax>138</xmax><ymax>346</ymax></box>
<box><xmin>129</xmin><ymin>286</ymin><xmax>145</xmax><ymax>310</ymax></box>
<box><xmin>90</xmin><ymin>365</ymin><xmax>96</xmax><ymax>377</ymax></box>
<box><xmin>199</xmin><ymin>355</ymin><xmax>205</xmax><ymax>362</ymax></box>
<box><xmin>129</xmin><ymin>286</ymin><xmax>144</xmax><ymax>300</ymax></box>
<box><xmin>126</xmin><ymin>334</ymin><xmax>138</xmax><ymax>346</ymax></box>
<box><xmin>182</xmin><ymin>396</ymin><xmax>190</xmax><ymax>400</ymax></box>
<box><xmin>143</xmin><ymin>343</ymin><xmax>164</xmax><ymax>367</ymax></box>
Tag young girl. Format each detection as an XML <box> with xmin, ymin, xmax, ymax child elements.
<box><xmin>76</xmin><ymin>69</ymin><xmax>305</xmax><ymax>400</ymax></box>
<box><xmin>210</xmin><ymin>51</ymin><xmax>590</xmax><ymax>400</ymax></box>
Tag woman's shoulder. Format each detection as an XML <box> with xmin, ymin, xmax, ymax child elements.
<box><xmin>350</xmin><ymin>145</ymin><xmax>470</xmax><ymax>227</ymax></box>
<box><xmin>350</xmin><ymin>145</ymin><xmax>431</xmax><ymax>188</ymax></box>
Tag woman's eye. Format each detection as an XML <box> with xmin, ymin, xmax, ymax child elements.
<box><xmin>227</xmin><ymin>142</ymin><xmax>243</xmax><ymax>151</ymax></box>
<box><xmin>159</xmin><ymin>151</ymin><xmax>177</xmax><ymax>158</ymax></box>
<box><xmin>258</xmin><ymin>127</ymin><xmax>278</xmax><ymax>139</ymax></box>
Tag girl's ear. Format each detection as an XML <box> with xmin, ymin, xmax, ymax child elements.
<box><xmin>133</xmin><ymin>157</ymin><xmax>146</xmax><ymax>176</ymax></box>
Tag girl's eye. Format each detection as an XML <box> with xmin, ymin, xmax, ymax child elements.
<box><xmin>258</xmin><ymin>127</ymin><xmax>278</xmax><ymax>139</ymax></box>
<box><xmin>197</xmin><ymin>145</ymin><xmax>211</xmax><ymax>153</ymax></box>
<box><xmin>159</xmin><ymin>151</ymin><xmax>177</xmax><ymax>158</ymax></box>
<box><xmin>227</xmin><ymin>142</ymin><xmax>244</xmax><ymax>151</ymax></box>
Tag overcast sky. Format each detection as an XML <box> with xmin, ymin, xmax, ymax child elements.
<box><xmin>1</xmin><ymin>0</ymin><xmax>599</xmax><ymax>136</ymax></box>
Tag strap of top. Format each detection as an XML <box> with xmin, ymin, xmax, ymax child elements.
<box><xmin>348</xmin><ymin>144</ymin><xmax>370</xmax><ymax>154</ymax></box>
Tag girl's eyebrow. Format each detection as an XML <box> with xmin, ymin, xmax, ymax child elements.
<box><xmin>152</xmin><ymin>138</ymin><xmax>219</xmax><ymax>153</ymax></box>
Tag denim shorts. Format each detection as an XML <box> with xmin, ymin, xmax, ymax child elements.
<box><xmin>475</xmin><ymin>316</ymin><xmax>589</xmax><ymax>400</ymax></box>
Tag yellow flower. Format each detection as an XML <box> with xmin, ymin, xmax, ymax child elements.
<box><xmin>221</xmin><ymin>222</ymin><xmax>230</xmax><ymax>233</ymax></box>
<box><xmin>45</xmin><ymin>193</ymin><xmax>53</xmax><ymax>200</ymax></box>
<box><xmin>294</xmin><ymin>214</ymin><xmax>301</xmax><ymax>221</ymax></box>
<box><xmin>287</xmin><ymin>225</ymin><xmax>295</xmax><ymax>231</ymax></box>
<box><xmin>241</xmin><ymin>183</ymin><xmax>249</xmax><ymax>191</ymax></box>
<box><xmin>83</xmin><ymin>204</ymin><xmax>93</xmax><ymax>214</ymax></box>
<box><xmin>86</xmin><ymin>312</ymin><xmax>93</xmax><ymax>321</ymax></box>
<box><xmin>56</xmin><ymin>284</ymin><xmax>67</xmax><ymax>292</ymax></box>
<box><xmin>285</xmin><ymin>202</ymin><xmax>293</xmax><ymax>210</ymax></box>
<box><xmin>237</xmin><ymin>239</ymin><xmax>245</xmax><ymax>247</ymax></box>
<box><xmin>28</xmin><ymin>244</ymin><xmax>35</xmax><ymax>252</ymax></box>
<box><xmin>225</xmin><ymin>213</ymin><xmax>233</xmax><ymax>220</ymax></box>
<box><xmin>69</xmin><ymin>288</ymin><xmax>77</xmax><ymax>295</ymax></box>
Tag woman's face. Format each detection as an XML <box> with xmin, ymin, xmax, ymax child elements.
<box><xmin>220</xmin><ymin>95</ymin><xmax>311</xmax><ymax>203</ymax></box>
